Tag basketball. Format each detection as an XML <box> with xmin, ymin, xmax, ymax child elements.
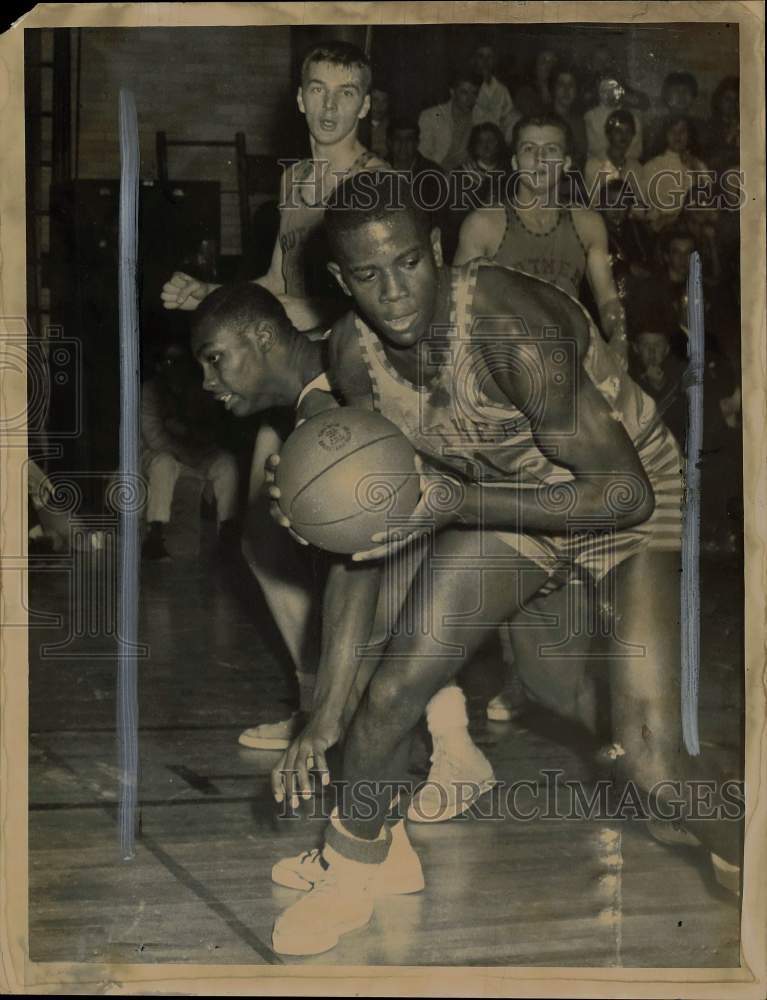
<box><xmin>275</xmin><ymin>409</ymin><xmax>421</xmax><ymax>554</ymax></box>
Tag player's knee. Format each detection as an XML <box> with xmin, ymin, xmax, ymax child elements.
<box><xmin>366</xmin><ymin>670</ymin><xmax>420</xmax><ymax>728</ymax></box>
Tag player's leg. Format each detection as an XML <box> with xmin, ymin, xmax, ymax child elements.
<box><xmin>141</xmin><ymin>451</ymin><xmax>181</xmax><ymax>560</ymax></box>
<box><xmin>272</xmin><ymin>530</ymin><xmax>550</xmax><ymax>955</ymax></box>
<box><xmin>606</xmin><ymin>548</ymin><xmax>741</xmax><ymax>873</ymax></box>
<box><xmin>492</xmin><ymin>580</ymin><xmax>602</xmax><ymax>735</ymax></box>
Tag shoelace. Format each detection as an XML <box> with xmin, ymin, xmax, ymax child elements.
<box><xmin>298</xmin><ymin>848</ymin><xmax>329</xmax><ymax>872</ymax></box>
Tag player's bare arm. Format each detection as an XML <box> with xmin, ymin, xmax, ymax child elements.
<box><xmin>457</xmin><ymin>266</ymin><xmax>653</xmax><ymax>531</ymax></box>
<box><xmin>572</xmin><ymin>207</ymin><xmax>628</xmax><ymax>359</ymax></box>
<box><xmin>453</xmin><ymin>206</ymin><xmax>507</xmax><ymax>265</ymax></box>
<box><xmin>271</xmin><ymin>316</ymin><xmax>385</xmax><ymax>803</ymax></box>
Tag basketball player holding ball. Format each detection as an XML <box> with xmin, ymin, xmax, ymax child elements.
<box><xmin>258</xmin><ymin>173</ymin><xmax>738</xmax><ymax>955</ymax></box>
<box><xmin>162</xmin><ymin>42</ymin><xmax>496</xmax><ymax>811</ymax></box>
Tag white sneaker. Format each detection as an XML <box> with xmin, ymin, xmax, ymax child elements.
<box><xmin>238</xmin><ymin>711</ymin><xmax>303</xmax><ymax>750</ymax></box>
<box><xmin>272</xmin><ymin>820</ymin><xmax>424</xmax><ymax>895</ymax></box>
<box><xmin>408</xmin><ymin>736</ymin><xmax>496</xmax><ymax>823</ymax></box>
<box><xmin>271</xmin><ymin>844</ymin><xmax>377</xmax><ymax>956</ymax></box>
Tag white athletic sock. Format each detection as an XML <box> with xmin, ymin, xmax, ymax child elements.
<box><xmin>425</xmin><ymin>684</ymin><xmax>469</xmax><ymax>738</ymax></box>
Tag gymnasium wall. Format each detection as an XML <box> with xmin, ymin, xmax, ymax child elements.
<box><xmin>74</xmin><ymin>27</ymin><xmax>292</xmax><ymax>254</ymax></box>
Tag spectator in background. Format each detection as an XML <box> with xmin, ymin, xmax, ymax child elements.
<box><xmin>455</xmin><ymin>122</ymin><xmax>509</xmax><ymax>192</ymax></box>
<box><xmin>385</xmin><ymin>116</ymin><xmax>450</xmax><ymax>251</ymax></box>
<box><xmin>368</xmin><ymin>85</ymin><xmax>391</xmax><ymax>159</ymax></box>
<box><xmin>418</xmin><ymin>67</ymin><xmax>482</xmax><ymax>171</ymax></box>
<box><xmin>470</xmin><ymin>42</ymin><xmax>519</xmax><ymax>143</ymax></box>
<box><xmin>642</xmin><ymin>114</ymin><xmax>711</xmax><ymax>231</ymax></box>
<box><xmin>681</xmin><ymin>192</ymin><xmax>722</xmax><ymax>288</ymax></box>
<box><xmin>645</xmin><ymin>71</ymin><xmax>704</xmax><ymax>160</ymax></box>
<box><xmin>550</xmin><ymin>65</ymin><xmax>587</xmax><ymax>169</ymax></box>
<box><xmin>702</xmin><ymin>75</ymin><xmax>740</xmax><ymax>182</ymax></box>
<box><xmin>513</xmin><ymin>48</ymin><xmax>558</xmax><ymax>117</ymax></box>
<box><xmin>585</xmin><ymin>76</ymin><xmax>644</xmax><ymax>162</ymax></box>
<box><xmin>627</xmin><ymin>306</ymin><xmax>688</xmax><ymax>446</ymax></box>
<box><xmin>595</xmin><ymin>178</ymin><xmax>653</xmax><ymax>301</ymax></box>
<box><xmin>447</xmin><ymin>122</ymin><xmax>509</xmax><ymax>259</ymax></box>
<box><xmin>626</xmin><ymin>226</ymin><xmax>696</xmax><ymax>358</ymax></box>
<box><xmin>140</xmin><ymin>341</ymin><xmax>239</xmax><ymax>561</ymax></box>
<box><xmin>584</xmin><ymin>109</ymin><xmax>645</xmax><ymax>205</ymax></box>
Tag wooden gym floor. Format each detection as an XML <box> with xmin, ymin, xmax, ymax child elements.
<box><xmin>28</xmin><ymin>546</ymin><xmax>743</xmax><ymax>968</ymax></box>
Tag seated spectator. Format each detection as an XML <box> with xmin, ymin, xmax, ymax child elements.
<box><xmin>702</xmin><ymin>75</ymin><xmax>740</xmax><ymax>183</ymax></box>
<box><xmin>642</xmin><ymin>114</ymin><xmax>711</xmax><ymax>231</ymax></box>
<box><xmin>448</xmin><ymin>122</ymin><xmax>509</xmax><ymax>259</ymax></box>
<box><xmin>645</xmin><ymin>71</ymin><xmax>705</xmax><ymax>160</ymax></box>
<box><xmin>626</xmin><ymin>226</ymin><xmax>697</xmax><ymax>358</ymax></box>
<box><xmin>584</xmin><ymin>109</ymin><xmax>645</xmax><ymax>205</ymax></box>
<box><xmin>386</xmin><ymin>117</ymin><xmax>450</xmax><ymax>251</ymax></box>
<box><xmin>585</xmin><ymin>76</ymin><xmax>644</xmax><ymax>162</ymax></box>
<box><xmin>681</xmin><ymin>191</ymin><xmax>723</xmax><ymax>288</ymax></box>
<box><xmin>470</xmin><ymin>41</ymin><xmax>519</xmax><ymax>143</ymax></box>
<box><xmin>512</xmin><ymin>48</ymin><xmax>558</xmax><ymax>118</ymax></box>
<box><xmin>418</xmin><ymin>66</ymin><xmax>482</xmax><ymax>171</ymax></box>
<box><xmin>550</xmin><ymin>65</ymin><xmax>587</xmax><ymax>168</ymax></box>
<box><xmin>595</xmin><ymin>179</ymin><xmax>653</xmax><ymax>300</ymax></box>
<box><xmin>368</xmin><ymin>85</ymin><xmax>390</xmax><ymax>160</ymax></box>
<box><xmin>140</xmin><ymin>341</ymin><xmax>239</xmax><ymax>561</ymax></box>
<box><xmin>627</xmin><ymin>311</ymin><xmax>688</xmax><ymax>446</ymax></box>
<box><xmin>454</xmin><ymin>122</ymin><xmax>509</xmax><ymax>193</ymax></box>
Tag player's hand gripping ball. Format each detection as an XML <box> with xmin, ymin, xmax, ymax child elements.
<box><xmin>274</xmin><ymin>409</ymin><xmax>421</xmax><ymax>554</ymax></box>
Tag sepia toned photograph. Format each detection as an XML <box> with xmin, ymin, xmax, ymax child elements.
<box><xmin>2</xmin><ymin>2</ymin><xmax>765</xmax><ymax>994</ymax></box>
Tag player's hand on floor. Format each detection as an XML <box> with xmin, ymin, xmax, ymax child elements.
<box><xmin>264</xmin><ymin>453</ymin><xmax>310</xmax><ymax>546</ymax></box>
<box><xmin>271</xmin><ymin>713</ymin><xmax>340</xmax><ymax>808</ymax></box>
<box><xmin>351</xmin><ymin>458</ymin><xmax>464</xmax><ymax>562</ymax></box>
<box><xmin>161</xmin><ymin>271</ymin><xmax>211</xmax><ymax>311</ymax></box>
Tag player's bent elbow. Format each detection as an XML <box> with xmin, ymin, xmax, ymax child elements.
<box><xmin>614</xmin><ymin>477</ymin><xmax>656</xmax><ymax>530</ymax></box>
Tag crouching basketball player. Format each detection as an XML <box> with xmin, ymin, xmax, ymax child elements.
<box><xmin>260</xmin><ymin>173</ymin><xmax>739</xmax><ymax>956</ymax></box>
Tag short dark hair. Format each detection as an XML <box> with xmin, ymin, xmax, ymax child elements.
<box><xmin>192</xmin><ymin>282</ymin><xmax>291</xmax><ymax>339</ymax></box>
<box><xmin>662</xmin><ymin>71</ymin><xmax>699</xmax><ymax>102</ymax></box>
<box><xmin>662</xmin><ymin>112</ymin><xmax>698</xmax><ymax>150</ymax></box>
<box><xmin>324</xmin><ymin>171</ymin><xmax>432</xmax><ymax>262</ymax></box>
<box><xmin>511</xmin><ymin>113</ymin><xmax>572</xmax><ymax>156</ymax></box>
<box><xmin>711</xmin><ymin>75</ymin><xmax>739</xmax><ymax>116</ymax></box>
<box><xmin>300</xmin><ymin>40</ymin><xmax>372</xmax><ymax>94</ymax></box>
<box><xmin>387</xmin><ymin>116</ymin><xmax>420</xmax><ymax>139</ymax></box>
<box><xmin>605</xmin><ymin>108</ymin><xmax>637</xmax><ymax>135</ymax></box>
<box><xmin>449</xmin><ymin>66</ymin><xmax>483</xmax><ymax>90</ymax></box>
<box><xmin>468</xmin><ymin>121</ymin><xmax>506</xmax><ymax>160</ymax></box>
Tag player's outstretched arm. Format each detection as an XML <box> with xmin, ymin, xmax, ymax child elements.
<box><xmin>271</xmin><ymin>559</ymin><xmax>382</xmax><ymax>807</ymax></box>
<box><xmin>161</xmin><ymin>271</ymin><xmax>220</xmax><ymax>311</ymax></box>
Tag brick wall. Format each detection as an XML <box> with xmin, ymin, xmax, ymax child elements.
<box><xmin>75</xmin><ymin>26</ymin><xmax>292</xmax><ymax>254</ymax></box>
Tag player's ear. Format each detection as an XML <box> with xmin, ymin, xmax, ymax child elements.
<box><xmin>297</xmin><ymin>87</ymin><xmax>306</xmax><ymax>115</ymax></box>
<box><xmin>563</xmin><ymin>154</ymin><xmax>572</xmax><ymax>173</ymax></box>
<box><xmin>511</xmin><ymin>153</ymin><xmax>519</xmax><ymax>171</ymax></box>
<box><xmin>358</xmin><ymin>93</ymin><xmax>371</xmax><ymax>121</ymax></box>
<box><xmin>430</xmin><ymin>227</ymin><xmax>444</xmax><ymax>268</ymax></box>
<box><xmin>247</xmin><ymin>321</ymin><xmax>276</xmax><ymax>353</ymax></box>
<box><xmin>327</xmin><ymin>261</ymin><xmax>351</xmax><ymax>297</ymax></box>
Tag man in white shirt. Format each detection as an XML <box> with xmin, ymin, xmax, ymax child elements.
<box><xmin>418</xmin><ymin>67</ymin><xmax>482</xmax><ymax>171</ymax></box>
<box><xmin>470</xmin><ymin>43</ymin><xmax>519</xmax><ymax>144</ymax></box>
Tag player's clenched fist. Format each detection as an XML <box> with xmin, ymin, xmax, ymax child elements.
<box><xmin>161</xmin><ymin>271</ymin><xmax>214</xmax><ymax>311</ymax></box>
